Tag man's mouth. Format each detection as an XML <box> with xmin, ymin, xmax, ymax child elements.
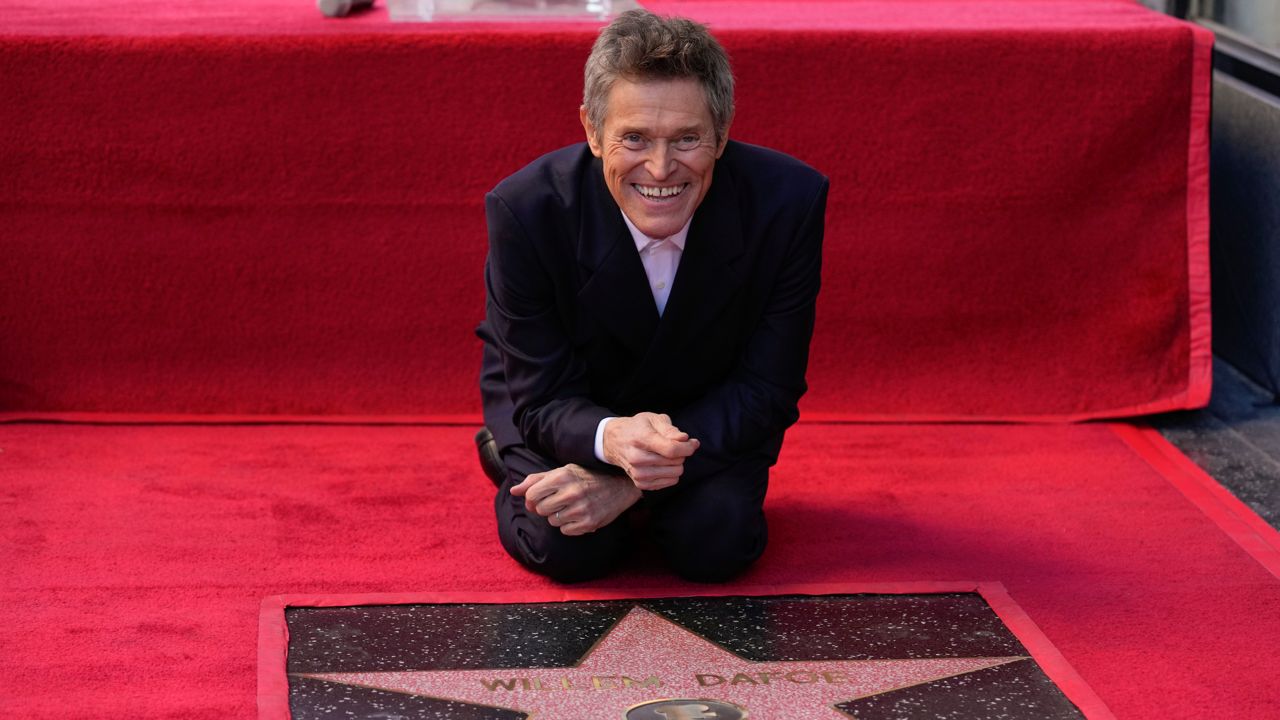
<box><xmin>633</xmin><ymin>183</ymin><xmax>688</xmax><ymax>200</ymax></box>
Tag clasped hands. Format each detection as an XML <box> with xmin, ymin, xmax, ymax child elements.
<box><xmin>510</xmin><ymin>412</ymin><xmax>699</xmax><ymax>536</ymax></box>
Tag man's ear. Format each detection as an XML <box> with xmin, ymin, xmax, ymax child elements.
<box><xmin>580</xmin><ymin>106</ymin><xmax>603</xmax><ymax>157</ymax></box>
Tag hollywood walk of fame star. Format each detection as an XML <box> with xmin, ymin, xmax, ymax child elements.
<box><xmin>296</xmin><ymin>606</ymin><xmax>1028</xmax><ymax>718</ymax></box>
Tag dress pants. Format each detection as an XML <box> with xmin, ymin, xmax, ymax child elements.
<box><xmin>495</xmin><ymin>444</ymin><xmax>770</xmax><ymax>583</ymax></box>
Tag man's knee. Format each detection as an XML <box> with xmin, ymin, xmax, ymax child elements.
<box><xmin>650</xmin><ymin>465</ymin><xmax>770</xmax><ymax>582</ymax></box>
<box><xmin>665</xmin><ymin>521</ymin><xmax>768</xmax><ymax>582</ymax></box>
<box><xmin>493</xmin><ymin>447</ymin><xmax>629</xmax><ymax>583</ymax></box>
<box><xmin>496</xmin><ymin>515</ymin><xmax>626</xmax><ymax>582</ymax></box>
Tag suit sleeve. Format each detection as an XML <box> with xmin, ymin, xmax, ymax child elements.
<box><xmin>671</xmin><ymin>178</ymin><xmax>828</xmax><ymax>478</ymax></box>
<box><xmin>482</xmin><ymin>191</ymin><xmax>613</xmax><ymax>467</ymax></box>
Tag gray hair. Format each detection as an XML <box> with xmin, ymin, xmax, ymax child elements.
<box><xmin>583</xmin><ymin>10</ymin><xmax>735</xmax><ymax>144</ymax></box>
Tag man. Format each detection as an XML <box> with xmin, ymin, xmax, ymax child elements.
<box><xmin>475</xmin><ymin>10</ymin><xmax>828</xmax><ymax>582</ymax></box>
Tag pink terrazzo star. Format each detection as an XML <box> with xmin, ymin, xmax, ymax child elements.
<box><xmin>298</xmin><ymin>606</ymin><xmax>1026</xmax><ymax>719</ymax></box>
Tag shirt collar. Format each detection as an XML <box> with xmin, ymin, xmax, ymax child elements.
<box><xmin>620</xmin><ymin>211</ymin><xmax>690</xmax><ymax>253</ymax></box>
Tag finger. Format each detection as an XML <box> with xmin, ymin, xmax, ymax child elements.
<box><xmin>628</xmin><ymin>463</ymin><xmax>684</xmax><ymax>482</ymax></box>
<box><xmin>549</xmin><ymin>507</ymin><xmax>584</xmax><ymax>529</ymax></box>
<box><xmin>659</xmin><ymin>425</ymin><xmax>690</xmax><ymax>441</ymax></box>
<box><xmin>523</xmin><ymin>473</ymin><xmax>566</xmax><ymax>513</ymax></box>
<box><xmin>528</xmin><ymin>488</ymin><xmax>562</xmax><ymax>515</ymax></box>
<box><xmin>621</xmin><ymin>447</ymin><xmax>683</xmax><ymax>467</ymax></box>
<box><xmin>634</xmin><ymin>475</ymin><xmax>680</xmax><ymax>491</ymax></box>
<box><xmin>649</xmin><ymin>415</ymin><xmax>689</xmax><ymax>441</ymax></box>
<box><xmin>535</xmin><ymin>477</ymin><xmax>584</xmax><ymax>517</ymax></box>
<box><xmin>633</xmin><ymin>428</ymin><xmax>691</xmax><ymax>454</ymax></box>
<box><xmin>535</xmin><ymin>495</ymin><xmax>571</xmax><ymax>517</ymax></box>
<box><xmin>639</xmin><ymin>435</ymin><xmax>699</xmax><ymax>459</ymax></box>
<box><xmin>649</xmin><ymin>413</ymin><xmax>675</xmax><ymax>431</ymax></box>
<box><xmin>636</xmin><ymin>467</ymin><xmax>681</xmax><ymax>485</ymax></box>
<box><xmin>509</xmin><ymin>472</ymin><xmax>543</xmax><ymax>497</ymax></box>
<box><xmin>559</xmin><ymin>519</ymin><xmax>593</xmax><ymax>537</ymax></box>
<box><xmin>649</xmin><ymin>417</ymin><xmax>691</xmax><ymax>443</ymax></box>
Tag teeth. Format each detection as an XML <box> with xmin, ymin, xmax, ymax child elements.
<box><xmin>636</xmin><ymin>184</ymin><xmax>685</xmax><ymax>199</ymax></box>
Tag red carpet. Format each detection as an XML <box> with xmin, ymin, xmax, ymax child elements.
<box><xmin>3</xmin><ymin>422</ymin><xmax>1278</xmax><ymax>718</ymax></box>
<box><xmin>0</xmin><ymin>2</ymin><xmax>1240</xmax><ymax>717</ymax></box>
<box><xmin>0</xmin><ymin>0</ymin><xmax>1211</xmax><ymax>420</ymax></box>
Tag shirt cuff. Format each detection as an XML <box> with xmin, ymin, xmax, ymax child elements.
<box><xmin>594</xmin><ymin>416</ymin><xmax>617</xmax><ymax>464</ymax></box>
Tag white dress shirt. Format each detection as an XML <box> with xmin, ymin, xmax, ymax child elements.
<box><xmin>620</xmin><ymin>211</ymin><xmax>689</xmax><ymax>315</ymax></box>
<box><xmin>593</xmin><ymin>213</ymin><xmax>692</xmax><ymax>463</ymax></box>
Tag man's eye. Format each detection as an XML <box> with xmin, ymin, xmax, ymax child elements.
<box><xmin>621</xmin><ymin>134</ymin><xmax>645</xmax><ymax>149</ymax></box>
<box><xmin>675</xmin><ymin>135</ymin><xmax>700</xmax><ymax>150</ymax></box>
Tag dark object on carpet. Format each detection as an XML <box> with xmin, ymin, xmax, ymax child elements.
<box><xmin>475</xmin><ymin>426</ymin><xmax>506</xmax><ymax>487</ymax></box>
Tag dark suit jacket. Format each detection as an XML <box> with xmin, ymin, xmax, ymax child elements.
<box><xmin>477</xmin><ymin>140</ymin><xmax>828</xmax><ymax>480</ymax></box>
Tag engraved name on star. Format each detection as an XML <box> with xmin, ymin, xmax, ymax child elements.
<box><xmin>296</xmin><ymin>606</ymin><xmax>1027</xmax><ymax>719</ymax></box>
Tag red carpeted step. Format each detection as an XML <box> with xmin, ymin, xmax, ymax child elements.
<box><xmin>0</xmin><ymin>1</ymin><xmax>1211</xmax><ymax>420</ymax></box>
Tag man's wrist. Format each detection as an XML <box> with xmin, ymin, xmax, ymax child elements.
<box><xmin>593</xmin><ymin>416</ymin><xmax>618</xmax><ymax>464</ymax></box>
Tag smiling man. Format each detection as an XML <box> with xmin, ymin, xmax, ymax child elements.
<box><xmin>475</xmin><ymin>10</ymin><xmax>829</xmax><ymax>582</ymax></box>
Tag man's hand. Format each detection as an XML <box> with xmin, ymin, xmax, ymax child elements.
<box><xmin>602</xmin><ymin>412</ymin><xmax>699</xmax><ymax>491</ymax></box>
<box><xmin>510</xmin><ymin>464</ymin><xmax>642</xmax><ymax>536</ymax></box>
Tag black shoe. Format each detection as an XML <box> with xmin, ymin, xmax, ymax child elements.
<box><xmin>475</xmin><ymin>427</ymin><xmax>506</xmax><ymax>487</ymax></box>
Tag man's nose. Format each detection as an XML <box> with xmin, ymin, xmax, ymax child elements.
<box><xmin>644</xmin><ymin>141</ymin><xmax>675</xmax><ymax>181</ymax></box>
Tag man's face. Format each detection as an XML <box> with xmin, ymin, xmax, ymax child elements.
<box><xmin>581</xmin><ymin>77</ymin><xmax>728</xmax><ymax>240</ymax></box>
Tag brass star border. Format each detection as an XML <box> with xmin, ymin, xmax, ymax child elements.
<box><xmin>258</xmin><ymin>582</ymin><xmax>1116</xmax><ymax>719</ymax></box>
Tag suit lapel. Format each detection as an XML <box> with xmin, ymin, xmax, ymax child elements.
<box><xmin>614</xmin><ymin>163</ymin><xmax>749</xmax><ymax>403</ymax></box>
<box><xmin>657</xmin><ymin>166</ymin><xmax>746</xmax><ymax>337</ymax></box>
<box><xmin>575</xmin><ymin>153</ymin><xmax>748</xmax><ymax>377</ymax></box>
<box><xmin>576</xmin><ymin>157</ymin><xmax>660</xmax><ymax>356</ymax></box>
